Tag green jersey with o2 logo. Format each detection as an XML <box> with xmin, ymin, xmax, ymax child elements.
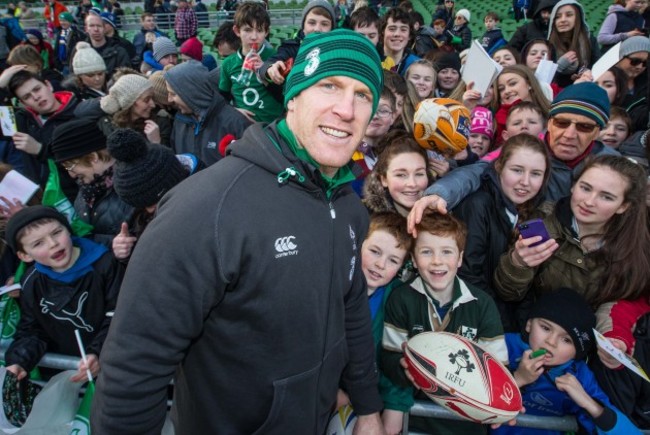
<box><xmin>219</xmin><ymin>44</ymin><xmax>284</xmax><ymax>123</ymax></box>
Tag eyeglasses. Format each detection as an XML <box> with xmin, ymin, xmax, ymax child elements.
<box><xmin>625</xmin><ymin>56</ymin><xmax>648</xmax><ymax>67</ymax></box>
<box><xmin>551</xmin><ymin>117</ymin><xmax>599</xmax><ymax>133</ymax></box>
<box><xmin>62</xmin><ymin>161</ymin><xmax>78</xmax><ymax>171</ymax></box>
<box><xmin>374</xmin><ymin>107</ymin><xmax>393</xmax><ymax>119</ymax></box>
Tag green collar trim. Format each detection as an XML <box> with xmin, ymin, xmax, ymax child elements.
<box><xmin>276</xmin><ymin>119</ymin><xmax>355</xmax><ymax>198</ymax></box>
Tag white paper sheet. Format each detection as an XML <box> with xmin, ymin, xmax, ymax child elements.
<box><xmin>461</xmin><ymin>40</ymin><xmax>503</xmax><ymax>98</ymax></box>
<box><xmin>0</xmin><ymin>170</ymin><xmax>39</xmax><ymax>206</ymax></box>
<box><xmin>535</xmin><ymin>58</ymin><xmax>559</xmax><ymax>85</ymax></box>
<box><xmin>0</xmin><ymin>107</ymin><xmax>17</xmax><ymax>137</ymax></box>
<box><xmin>591</xmin><ymin>42</ymin><xmax>622</xmax><ymax>82</ymax></box>
<box><xmin>594</xmin><ymin>328</ymin><xmax>650</xmax><ymax>382</ymax></box>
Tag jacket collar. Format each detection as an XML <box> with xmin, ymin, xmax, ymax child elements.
<box><xmin>25</xmin><ymin>90</ymin><xmax>75</xmax><ymax>120</ymax></box>
<box><xmin>410</xmin><ymin>276</ymin><xmax>478</xmax><ymax>312</ymax></box>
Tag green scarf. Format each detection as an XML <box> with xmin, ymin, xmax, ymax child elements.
<box><xmin>276</xmin><ymin>119</ymin><xmax>355</xmax><ymax>199</ymax></box>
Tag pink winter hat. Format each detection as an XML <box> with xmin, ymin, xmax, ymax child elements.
<box><xmin>180</xmin><ymin>37</ymin><xmax>203</xmax><ymax>61</ymax></box>
<box><xmin>470</xmin><ymin>106</ymin><xmax>494</xmax><ymax>139</ymax></box>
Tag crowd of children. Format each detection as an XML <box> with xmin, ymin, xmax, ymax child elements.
<box><xmin>0</xmin><ymin>0</ymin><xmax>650</xmax><ymax>433</ymax></box>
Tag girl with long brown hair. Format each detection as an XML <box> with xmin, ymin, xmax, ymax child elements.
<box><xmin>547</xmin><ymin>0</ymin><xmax>600</xmax><ymax>87</ymax></box>
<box><xmin>495</xmin><ymin>154</ymin><xmax>650</xmax><ymax>311</ymax></box>
<box><xmin>453</xmin><ymin>134</ymin><xmax>551</xmax><ymax>331</ymax></box>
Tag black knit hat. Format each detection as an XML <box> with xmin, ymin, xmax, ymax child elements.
<box><xmin>50</xmin><ymin>118</ymin><xmax>107</xmax><ymax>163</ymax></box>
<box><xmin>107</xmin><ymin>128</ymin><xmax>189</xmax><ymax>208</ymax></box>
<box><xmin>527</xmin><ymin>288</ymin><xmax>596</xmax><ymax>361</ymax></box>
<box><xmin>434</xmin><ymin>52</ymin><xmax>461</xmax><ymax>73</ymax></box>
<box><xmin>4</xmin><ymin>206</ymin><xmax>72</xmax><ymax>253</ymax></box>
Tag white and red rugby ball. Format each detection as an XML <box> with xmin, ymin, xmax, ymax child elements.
<box><xmin>326</xmin><ymin>405</ymin><xmax>357</xmax><ymax>434</ymax></box>
<box><xmin>404</xmin><ymin>331</ymin><xmax>521</xmax><ymax>424</ymax></box>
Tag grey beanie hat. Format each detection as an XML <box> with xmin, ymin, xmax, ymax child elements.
<box><xmin>301</xmin><ymin>0</ymin><xmax>335</xmax><ymax>29</ymax></box>
<box><xmin>153</xmin><ymin>37</ymin><xmax>177</xmax><ymax>62</ymax></box>
<box><xmin>72</xmin><ymin>41</ymin><xmax>107</xmax><ymax>75</ymax></box>
<box><xmin>620</xmin><ymin>36</ymin><xmax>650</xmax><ymax>58</ymax></box>
<box><xmin>100</xmin><ymin>74</ymin><xmax>152</xmax><ymax>114</ymax></box>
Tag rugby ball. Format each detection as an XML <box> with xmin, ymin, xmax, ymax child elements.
<box><xmin>412</xmin><ymin>98</ymin><xmax>470</xmax><ymax>155</ymax></box>
<box><xmin>326</xmin><ymin>405</ymin><xmax>357</xmax><ymax>434</ymax></box>
<box><xmin>404</xmin><ymin>331</ymin><xmax>521</xmax><ymax>424</ymax></box>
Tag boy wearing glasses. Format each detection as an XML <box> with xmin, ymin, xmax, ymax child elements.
<box><xmin>352</xmin><ymin>86</ymin><xmax>398</xmax><ymax>196</ymax></box>
<box><xmin>3</xmin><ymin>70</ymin><xmax>79</xmax><ymax>202</ymax></box>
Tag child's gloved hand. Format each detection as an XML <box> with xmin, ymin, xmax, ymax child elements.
<box><xmin>451</xmin><ymin>35</ymin><xmax>462</xmax><ymax>45</ymax></box>
<box><xmin>513</xmin><ymin>349</ymin><xmax>545</xmax><ymax>388</ymax></box>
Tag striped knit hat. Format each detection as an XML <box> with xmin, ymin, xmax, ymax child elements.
<box><xmin>284</xmin><ymin>29</ymin><xmax>383</xmax><ymax>114</ymax></box>
<box><xmin>549</xmin><ymin>82</ymin><xmax>610</xmax><ymax>128</ymax></box>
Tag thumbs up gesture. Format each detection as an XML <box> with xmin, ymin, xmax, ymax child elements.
<box><xmin>112</xmin><ymin>222</ymin><xmax>138</xmax><ymax>260</ymax></box>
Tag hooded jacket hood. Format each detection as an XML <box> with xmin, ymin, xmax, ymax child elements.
<box><xmin>548</xmin><ymin>0</ymin><xmax>589</xmax><ymax>39</ymax></box>
<box><xmin>534</xmin><ymin>0</ymin><xmax>560</xmax><ymax>17</ymax></box>
<box><xmin>606</xmin><ymin>4</ymin><xmax>626</xmax><ymax>15</ymax></box>
<box><xmin>164</xmin><ymin>60</ymin><xmax>221</xmax><ymax>116</ymax></box>
<box><xmin>362</xmin><ymin>168</ymin><xmax>397</xmax><ymax>214</ymax></box>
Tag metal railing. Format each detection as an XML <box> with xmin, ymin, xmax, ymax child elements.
<box><xmin>403</xmin><ymin>400</ymin><xmax>579</xmax><ymax>434</ymax></box>
<box><xmin>4</xmin><ymin>349</ymin><xmax>649</xmax><ymax>434</ymax></box>
<box><xmin>13</xmin><ymin>9</ymin><xmax>304</xmax><ymax>33</ymax></box>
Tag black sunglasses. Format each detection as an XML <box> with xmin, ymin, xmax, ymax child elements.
<box><xmin>625</xmin><ymin>56</ymin><xmax>648</xmax><ymax>67</ymax></box>
<box><xmin>551</xmin><ymin>117</ymin><xmax>598</xmax><ymax>133</ymax></box>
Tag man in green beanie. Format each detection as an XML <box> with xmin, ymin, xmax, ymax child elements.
<box><xmin>93</xmin><ymin>29</ymin><xmax>386</xmax><ymax>434</ymax></box>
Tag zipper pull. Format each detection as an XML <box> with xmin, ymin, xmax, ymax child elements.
<box><xmin>329</xmin><ymin>202</ymin><xmax>336</xmax><ymax>219</ymax></box>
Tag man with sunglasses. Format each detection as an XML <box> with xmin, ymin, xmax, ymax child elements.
<box><xmin>406</xmin><ymin>82</ymin><xmax>618</xmax><ymax>223</ymax></box>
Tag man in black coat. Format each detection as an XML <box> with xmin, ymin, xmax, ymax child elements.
<box><xmin>509</xmin><ymin>0</ymin><xmax>559</xmax><ymax>51</ymax></box>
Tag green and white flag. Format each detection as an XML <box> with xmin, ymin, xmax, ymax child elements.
<box><xmin>70</xmin><ymin>381</ymin><xmax>94</xmax><ymax>435</ymax></box>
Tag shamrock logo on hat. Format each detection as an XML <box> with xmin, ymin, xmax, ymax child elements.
<box><xmin>304</xmin><ymin>48</ymin><xmax>321</xmax><ymax>76</ymax></box>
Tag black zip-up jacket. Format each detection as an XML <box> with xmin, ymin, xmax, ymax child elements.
<box><xmin>92</xmin><ymin>122</ymin><xmax>383</xmax><ymax>434</ymax></box>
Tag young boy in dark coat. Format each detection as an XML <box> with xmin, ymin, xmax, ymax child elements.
<box><xmin>3</xmin><ymin>206</ymin><xmax>123</xmax><ymax>382</ymax></box>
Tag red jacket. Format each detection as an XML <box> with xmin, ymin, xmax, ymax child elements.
<box><xmin>44</xmin><ymin>0</ymin><xmax>68</xmax><ymax>28</ymax></box>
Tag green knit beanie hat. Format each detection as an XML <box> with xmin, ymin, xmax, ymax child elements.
<box><xmin>284</xmin><ymin>29</ymin><xmax>383</xmax><ymax>115</ymax></box>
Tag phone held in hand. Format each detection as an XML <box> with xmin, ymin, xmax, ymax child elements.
<box><xmin>426</xmin><ymin>150</ymin><xmax>446</xmax><ymax>161</ymax></box>
<box><xmin>517</xmin><ymin>218</ymin><xmax>551</xmax><ymax>247</ymax></box>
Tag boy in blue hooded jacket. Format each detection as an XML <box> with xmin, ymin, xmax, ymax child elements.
<box><xmin>494</xmin><ymin>288</ymin><xmax>640</xmax><ymax>435</ymax></box>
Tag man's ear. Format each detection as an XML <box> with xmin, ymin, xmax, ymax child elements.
<box><xmin>287</xmin><ymin>98</ymin><xmax>295</xmax><ymax>111</ymax></box>
<box><xmin>525</xmin><ymin>319</ymin><xmax>532</xmax><ymax>334</ymax></box>
<box><xmin>16</xmin><ymin>250</ymin><xmax>33</xmax><ymax>264</ymax></box>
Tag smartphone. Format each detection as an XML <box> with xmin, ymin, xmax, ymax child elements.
<box><xmin>517</xmin><ymin>218</ymin><xmax>551</xmax><ymax>247</ymax></box>
<box><xmin>426</xmin><ymin>150</ymin><xmax>446</xmax><ymax>161</ymax></box>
